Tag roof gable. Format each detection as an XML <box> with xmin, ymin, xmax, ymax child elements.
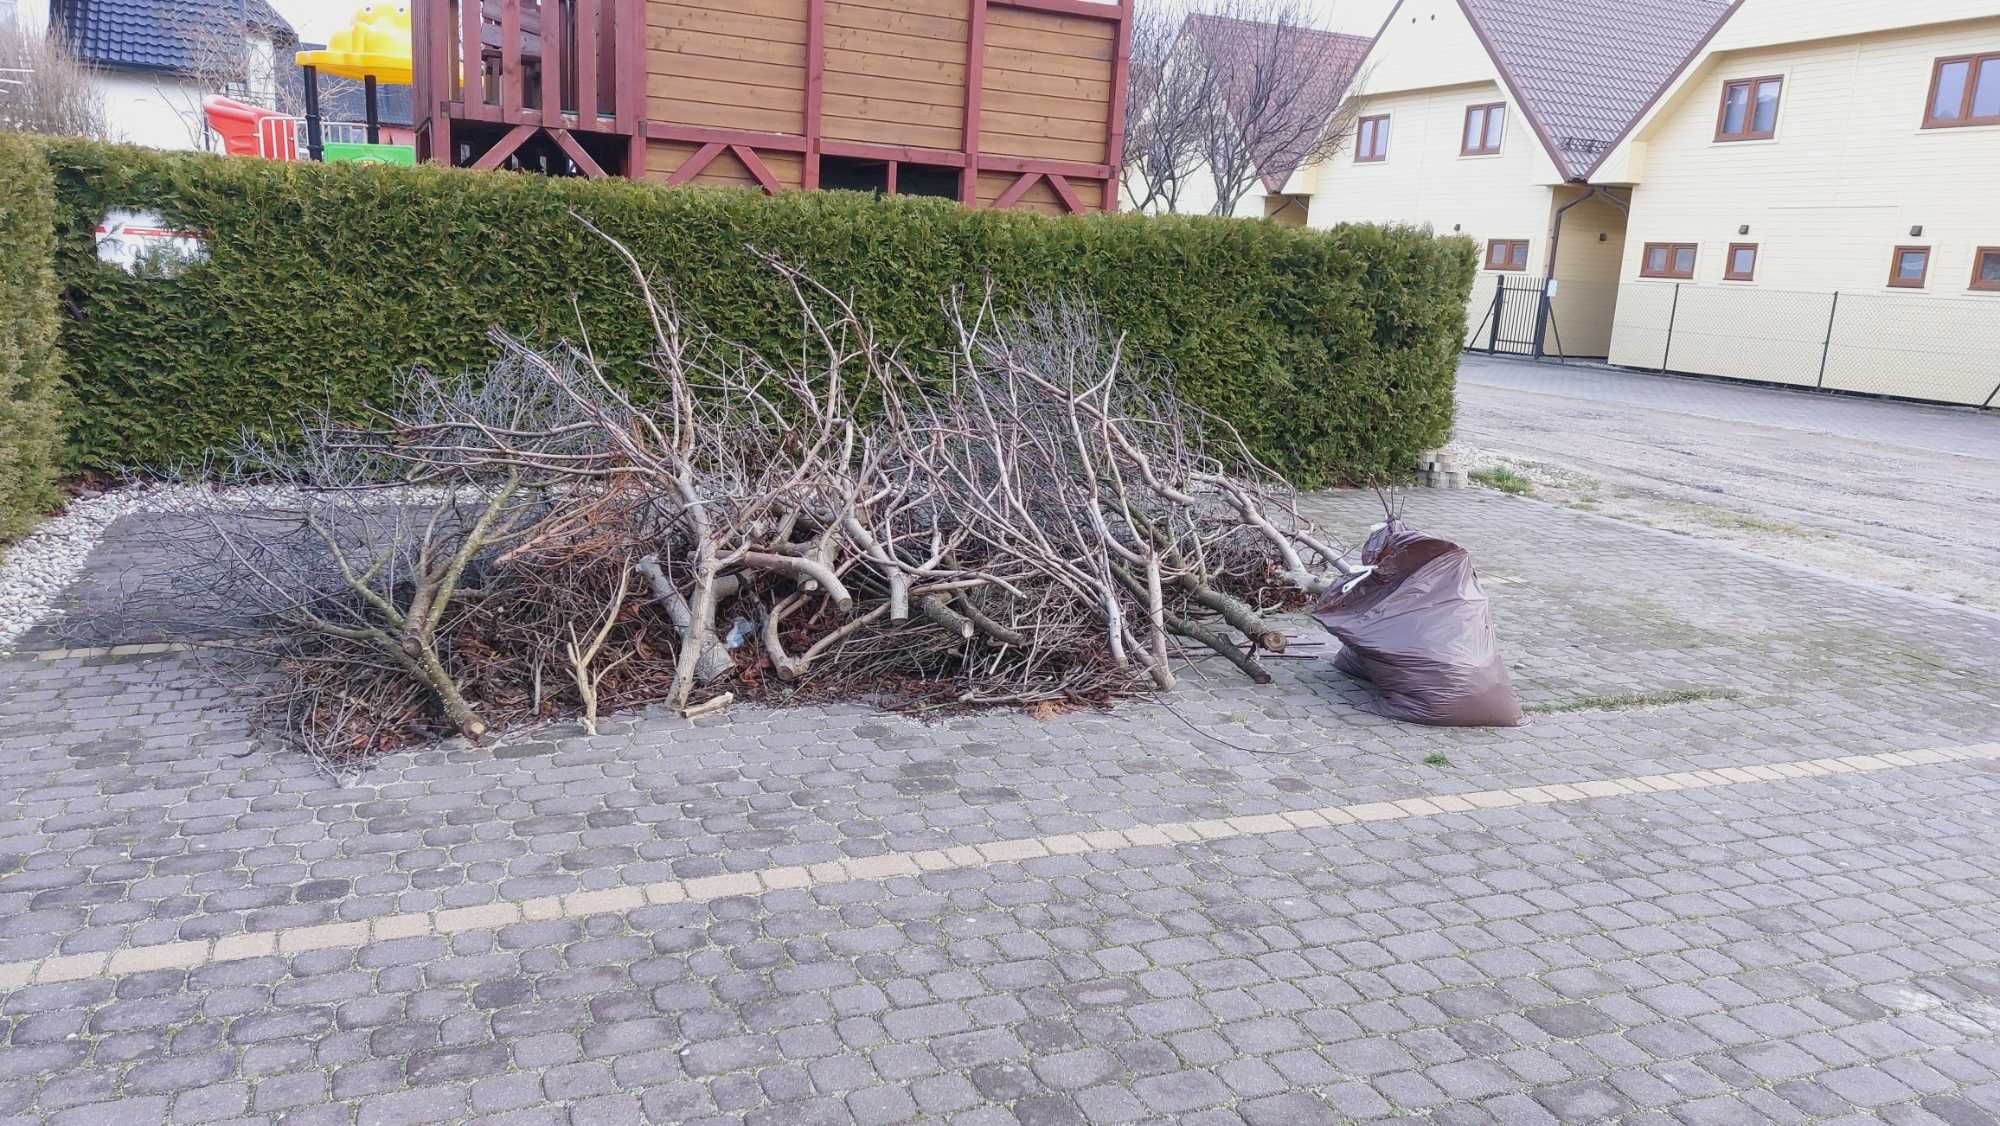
<box><xmin>1457</xmin><ymin>0</ymin><xmax>1735</xmax><ymax>180</ymax></box>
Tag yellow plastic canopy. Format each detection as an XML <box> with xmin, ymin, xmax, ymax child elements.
<box><xmin>295</xmin><ymin>4</ymin><xmax>413</xmax><ymax>86</ymax></box>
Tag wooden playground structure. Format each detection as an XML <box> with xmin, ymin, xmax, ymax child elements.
<box><xmin>408</xmin><ymin>0</ymin><xmax>1132</xmax><ymax>214</ymax></box>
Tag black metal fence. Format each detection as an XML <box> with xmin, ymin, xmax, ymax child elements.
<box><xmin>1467</xmin><ymin>277</ymin><xmax>2000</xmax><ymax>408</ymax></box>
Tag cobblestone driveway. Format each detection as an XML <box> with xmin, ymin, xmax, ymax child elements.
<box><xmin>2</xmin><ymin>489</ymin><xmax>1998</xmax><ymax>1125</ymax></box>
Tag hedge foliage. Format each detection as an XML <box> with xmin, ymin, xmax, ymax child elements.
<box><xmin>0</xmin><ymin>133</ymin><xmax>66</xmax><ymax>542</ymax></box>
<box><xmin>36</xmin><ymin>139</ymin><xmax>1474</xmax><ymax>486</ymax></box>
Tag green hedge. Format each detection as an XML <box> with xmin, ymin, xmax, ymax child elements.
<box><xmin>36</xmin><ymin>138</ymin><xmax>1474</xmax><ymax>486</ymax></box>
<box><xmin>0</xmin><ymin>134</ymin><xmax>65</xmax><ymax>542</ymax></box>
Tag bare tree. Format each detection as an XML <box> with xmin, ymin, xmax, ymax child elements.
<box><xmin>153</xmin><ymin>11</ymin><xmax>292</xmax><ymax>148</ymax></box>
<box><xmin>0</xmin><ymin>24</ymin><xmax>110</xmax><ymax>139</ymax></box>
<box><xmin>1120</xmin><ymin>3</ymin><xmax>1221</xmax><ymax>214</ymax></box>
<box><xmin>1196</xmin><ymin>0</ymin><xmax>1367</xmax><ymax>218</ymax></box>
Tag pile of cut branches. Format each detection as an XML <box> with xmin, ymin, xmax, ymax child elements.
<box><xmin>150</xmin><ymin>232</ymin><xmax>1354</xmax><ymax>761</ymax></box>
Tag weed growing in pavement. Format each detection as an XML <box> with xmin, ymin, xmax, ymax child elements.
<box><xmin>1527</xmin><ymin>687</ymin><xmax>1739</xmax><ymax>715</ymax></box>
<box><xmin>1471</xmin><ymin>467</ymin><xmax>1534</xmax><ymax>495</ymax></box>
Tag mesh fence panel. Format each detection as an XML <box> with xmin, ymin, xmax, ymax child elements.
<box><xmin>1471</xmin><ymin>278</ymin><xmax>2000</xmax><ymax>407</ymax></box>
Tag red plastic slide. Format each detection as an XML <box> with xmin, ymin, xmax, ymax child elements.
<box><xmin>201</xmin><ymin>96</ymin><xmax>300</xmax><ymax>161</ymax></box>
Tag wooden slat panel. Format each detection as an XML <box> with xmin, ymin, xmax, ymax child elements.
<box><xmin>822</xmin><ymin>67</ymin><xmax>963</xmax><ymax>108</ymax></box>
<box><xmin>980</xmin><ymin>127</ymin><xmax>1105</xmax><ymax>163</ymax></box>
<box><xmin>827</xmin><ymin>0</ymin><xmax>969</xmax><ymax>19</ymax></box>
<box><xmin>981</xmin><ymin>107</ymin><xmax>1103</xmax><ymax>142</ymax></box>
<box><xmin>649</xmin><ymin>3</ymin><xmax>806</xmax><ymax>43</ymax></box>
<box><xmin>823</xmin><ymin>24</ymin><xmax>963</xmax><ymax>64</ymax></box>
<box><xmin>974</xmin><ymin>2</ymin><xmax>1113</xmax><ymax>166</ymax></box>
<box><xmin>646</xmin><ymin>26</ymin><xmax>806</xmax><ymax>66</ymax></box>
<box><xmin>986</xmin><ymin>3</ymin><xmax>1114</xmax><ymax>41</ymax></box>
<box><xmin>823</xmin><ymin>46</ymin><xmax>963</xmax><ymax>86</ymax></box>
<box><xmin>649</xmin><ymin>0</ymin><xmax>808</xmax><ymax>135</ymax></box>
<box><xmin>649</xmin><ymin>93</ymin><xmax>806</xmax><ymax>134</ymax></box>
<box><xmin>823</xmin><ymin>113</ymin><xmax>960</xmax><ymax>149</ymax></box>
<box><xmin>652</xmin><ymin>51</ymin><xmax>805</xmax><ymax>89</ymax></box>
<box><xmin>980</xmin><ymin>86</ymin><xmax>1102</xmax><ymax>124</ymax></box>
<box><xmin>984</xmin><ymin>19</ymin><xmax>1111</xmax><ymax>58</ymax></box>
<box><xmin>824</xmin><ymin>5</ymin><xmax>964</xmax><ymax>40</ymax></box>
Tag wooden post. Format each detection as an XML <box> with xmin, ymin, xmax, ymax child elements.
<box><xmin>805</xmin><ymin>0</ymin><xmax>825</xmax><ymax>190</ymax></box>
<box><xmin>1102</xmin><ymin>0</ymin><xmax>1133</xmax><ymax>212</ymax></box>
<box><xmin>460</xmin><ymin>0</ymin><xmax>483</xmax><ymax>111</ymax></box>
<box><xmin>541</xmin><ymin>0</ymin><xmax>564</xmax><ymax>120</ymax></box>
<box><xmin>501</xmin><ymin>1</ymin><xmax>523</xmax><ymax>120</ymax></box>
<box><xmin>575</xmin><ymin>0</ymin><xmax>599</xmax><ymax>124</ymax></box>
<box><xmin>365</xmin><ymin>75</ymin><xmax>381</xmax><ymax>144</ymax></box>
<box><xmin>960</xmin><ymin>0</ymin><xmax>987</xmax><ymax>205</ymax></box>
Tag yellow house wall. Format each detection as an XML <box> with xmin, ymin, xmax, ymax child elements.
<box><xmin>1304</xmin><ymin>80</ymin><xmax>1563</xmax><ymax>346</ymax></box>
<box><xmin>1544</xmin><ymin>188</ymin><xmax>1629</xmax><ymax>358</ymax></box>
<box><xmin>1605</xmin><ymin>16</ymin><xmax>2000</xmax><ymax>404</ymax></box>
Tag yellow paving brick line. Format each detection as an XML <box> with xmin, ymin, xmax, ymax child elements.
<box><xmin>2</xmin><ymin>742</ymin><xmax>1993</xmax><ymax>990</ymax></box>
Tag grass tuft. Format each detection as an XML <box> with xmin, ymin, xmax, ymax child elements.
<box><xmin>1527</xmin><ymin>687</ymin><xmax>1738</xmax><ymax>715</ymax></box>
<box><xmin>1470</xmin><ymin>467</ymin><xmax>1534</xmax><ymax>496</ymax></box>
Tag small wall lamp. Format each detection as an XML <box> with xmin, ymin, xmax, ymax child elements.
<box><xmin>1910</xmin><ymin>225</ymin><xmax>1923</xmax><ymax>237</ymax></box>
<box><xmin>1738</xmin><ymin>224</ymin><xmax>1750</xmax><ymax>235</ymax></box>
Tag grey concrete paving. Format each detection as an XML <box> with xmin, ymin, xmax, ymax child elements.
<box><xmin>1459</xmin><ymin>356</ymin><xmax>2000</xmax><ymax>460</ymax></box>
<box><xmin>1453</xmin><ymin>355</ymin><xmax>2000</xmax><ymax>612</ymax></box>
<box><xmin>1</xmin><ymin>489</ymin><xmax>1999</xmax><ymax>1124</ymax></box>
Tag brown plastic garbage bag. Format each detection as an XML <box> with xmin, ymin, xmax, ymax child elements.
<box><xmin>1310</xmin><ymin>520</ymin><xmax>1522</xmax><ymax>727</ymax></box>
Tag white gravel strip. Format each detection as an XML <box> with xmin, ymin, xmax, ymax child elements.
<box><xmin>0</xmin><ymin>487</ymin><xmax>155</xmax><ymax>655</ymax></box>
<box><xmin>0</xmin><ymin>481</ymin><xmax>510</xmax><ymax>655</ymax></box>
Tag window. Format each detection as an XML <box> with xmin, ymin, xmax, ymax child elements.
<box><xmin>1462</xmin><ymin>103</ymin><xmax>1505</xmax><ymax>156</ymax></box>
<box><xmin>1641</xmin><ymin>242</ymin><xmax>1697</xmax><ymax>279</ymax></box>
<box><xmin>1484</xmin><ymin>239</ymin><xmax>1529</xmax><ymax>271</ymax></box>
<box><xmin>1716</xmin><ymin>76</ymin><xmax>1782</xmax><ymax>140</ymax></box>
<box><xmin>1924</xmin><ymin>53</ymin><xmax>2000</xmax><ymax>128</ymax></box>
<box><xmin>1724</xmin><ymin>243</ymin><xmax>1758</xmax><ymax>281</ymax></box>
<box><xmin>1888</xmin><ymin>246</ymin><xmax>1931</xmax><ymax>288</ymax></box>
<box><xmin>1973</xmin><ymin>247</ymin><xmax>2000</xmax><ymax>292</ymax></box>
<box><xmin>1356</xmin><ymin>115</ymin><xmax>1390</xmax><ymax>162</ymax></box>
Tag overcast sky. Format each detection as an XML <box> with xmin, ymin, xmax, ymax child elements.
<box><xmin>274</xmin><ymin>0</ymin><xmax>1396</xmax><ymax>45</ymax></box>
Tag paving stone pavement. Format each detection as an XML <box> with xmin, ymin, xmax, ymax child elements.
<box><xmin>1</xmin><ymin>489</ymin><xmax>1998</xmax><ymax>1125</ymax></box>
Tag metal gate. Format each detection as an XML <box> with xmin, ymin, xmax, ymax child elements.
<box><xmin>1467</xmin><ymin>275</ymin><xmax>1554</xmax><ymax>357</ymax></box>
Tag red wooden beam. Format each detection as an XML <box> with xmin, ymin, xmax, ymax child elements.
<box><xmin>885</xmin><ymin>160</ymin><xmax>898</xmax><ymax>195</ymax></box>
<box><xmin>991</xmin><ymin>171</ymin><xmax>1044</xmax><ymax>209</ymax></box>
<box><xmin>960</xmin><ymin>0</ymin><xmax>987</xmax><ymax>205</ymax></box>
<box><xmin>646</xmin><ymin>123</ymin><xmax>810</xmax><ymax>152</ymax></box>
<box><xmin>822</xmin><ymin>140</ymin><xmax>966</xmax><ymax>168</ymax></box>
<box><xmin>469</xmin><ymin>123</ymin><xmax>537</xmax><ymax>170</ymax></box>
<box><xmin>549</xmin><ymin>128</ymin><xmax>607</xmax><ymax>178</ymax></box>
<box><xmin>1102</xmin><ymin>0</ymin><xmax>1132</xmax><ymax>211</ymax></box>
<box><xmin>731</xmin><ymin>145</ymin><xmax>784</xmax><ymax>194</ymax></box>
<box><xmin>665</xmin><ymin>141</ymin><xmax>727</xmax><ymax>185</ymax></box>
<box><xmin>804</xmin><ymin>0</ymin><xmax>826</xmax><ymax>190</ymax></box>
<box><xmin>1045</xmin><ymin>172</ymin><xmax>1084</xmax><ymax>213</ymax></box>
<box><xmin>990</xmin><ymin>0</ymin><xmax>1121</xmax><ymax>21</ymax></box>
<box><xmin>977</xmin><ymin>154</ymin><xmax>1111</xmax><ymax>179</ymax></box>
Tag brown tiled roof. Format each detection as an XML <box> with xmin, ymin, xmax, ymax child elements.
<box><xmin>1183</xmin><ymin>15</ymin><xmax>1374</xmax><ymax>193</ymax></box>
<box><xmin>1456</xmin><ymin>0</ymin><xmax>1737</xmax><ymax>179</ymax></box>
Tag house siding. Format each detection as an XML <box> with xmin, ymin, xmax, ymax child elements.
<box><xmin>1305</xmin><ymin>81</ymin><xmax>1564</xmax><ymax>347</ymax></box>
<box><xmin>1607</xmin><ymin>17</ymin><xmax>2000</xmax><ymax>403</ymax></box>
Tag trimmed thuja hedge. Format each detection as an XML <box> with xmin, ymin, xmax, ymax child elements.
<box><xmin>37</xmin><ymin>139</ymin><xmax>1474</xmax><ymax>486</ymax></box>
<box><xmin>0</xmin><ymin>134</ymin><xmax>66</xmax><ymax>542</ymax></box>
